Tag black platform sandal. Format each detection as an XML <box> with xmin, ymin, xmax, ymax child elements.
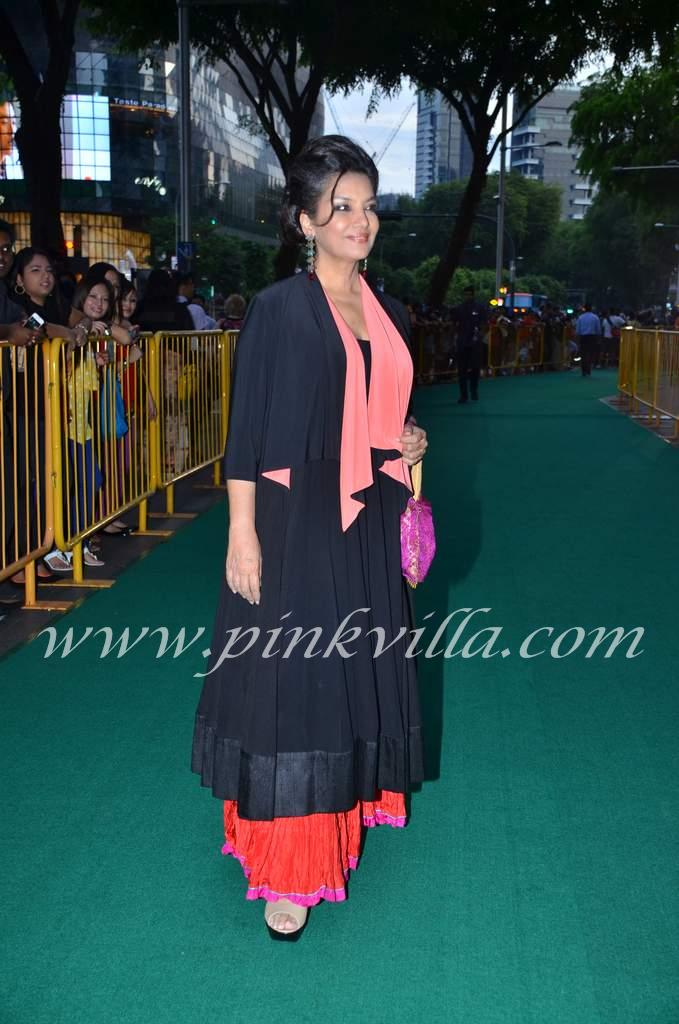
<box><xmin>264</xmin><ymin>899</ymin><xmax>309</xmax><ymax>941</ymax></box>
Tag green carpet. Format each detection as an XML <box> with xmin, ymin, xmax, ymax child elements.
<box><xmin>2</xmin><ymin>370</ymin><xmax>678</xmax><ymax>1024</ymax></box>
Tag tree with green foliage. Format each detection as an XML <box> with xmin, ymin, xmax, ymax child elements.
<box><xmin>549</xmin><ymin>192</ymin><xmax>675</xmax><ymax>308</ymax></box>
<box><xmin>145</xmin><ymin>215</ymin><xmax>273</xmax><ymax>298</ymax></box>
<box><xmin>0</xmin><ymin>3</ymin><xmax>80</xmax><ymax>253</ymax></box>
<box><xmin>562</xmin><ymin>47</ymin><xmax>679</xmax><ymax>306</ymax></box>
<box><xmin>350</xmin><ymin>0</ymin><xmax>679</xmax><ymax>305</ymax></box>
<box><xmin>86</xmin><ymin>0</ymin><xmax>372</xmax><ymax>278</ymax></box>
<box><xmin>571</xmin><ymin>49</ymin><xmax>679</xmax><ymax>212</ymax></box>
<box><xmin>375</xmin><ymin>174</ymin><xmax>561</xmax><ymax>290</ymax></box>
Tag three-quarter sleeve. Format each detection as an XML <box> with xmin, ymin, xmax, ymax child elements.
<box><xmin>223</xmin><ymin>296</ymin><xmax>272</xmax><ymax>482</ymax></box>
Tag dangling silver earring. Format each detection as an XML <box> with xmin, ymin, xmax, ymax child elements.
<box><xmin>305</xmin><ymin>235</ymin><xmax>316</xmax><ymax>278</ymax></box>
<box><xmin>361</xmin><ymin>257</ymin><xmax>368</xmax><ymax>276</ymax></box>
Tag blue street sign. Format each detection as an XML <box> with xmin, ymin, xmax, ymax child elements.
<box><xmin>177</xmin><ymin>241</ymin><xmax>195</xmax><ymax>260</ymax></box>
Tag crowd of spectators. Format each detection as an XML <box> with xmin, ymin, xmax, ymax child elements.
<box><xmin>0</xmin><ymin>218</ymin><xmax>247</xmax><ymax>604</ymax></box>
<box><xmin>2</xmin><ymin>210</ymin><xmax>678</xmax><ymax>610</ymax></box>
<box><xmin>406</xmin><ymin>294</ymin><xmax>679</xmax><ymax>385</ymax></box>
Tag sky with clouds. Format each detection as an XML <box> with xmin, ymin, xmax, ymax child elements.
<box><xmin>329</xmin><ymin>82</ymin><xmax>506</xmax><ymax>196</ymax></box>
<box><xmin>329</xmin><ymin>59</ymin><xmax>610</xmax><ymax>198</ymax></box>
<box><xmin>329</xmin><ymin>84</ymin><xmax>419</xmax><ymax>196</ymax></box>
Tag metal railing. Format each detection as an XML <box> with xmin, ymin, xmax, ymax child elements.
<box><xmin>154</xmin><ymin>330</ymin><xmax>234</xmax><ymax>515</ymax></box>
<box><xmin>411</xmin><ymin>321</ymin><xmax>576</xmax><ymax>381</ymax></box>
<box><xmin>0</xmin><ymin>340</ymin><xmax>69</xmax><ymax>608</ymax></box>
<box><xmin>1</xmin><ymin>328</ymin><xmax>235</xmax><ymax>608</ymax></box>
<box><xmin>617</xmin><ymin>328</ymin><xmax>679</xmax><ymax>438</ymax></box>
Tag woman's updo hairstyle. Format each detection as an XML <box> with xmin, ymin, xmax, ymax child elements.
<box><xmin>280</xmin><ymin>135</ymin><xmax>379</xmax><ymax>245</ymax></box>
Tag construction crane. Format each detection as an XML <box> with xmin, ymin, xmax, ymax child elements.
<box><xmin>373</xmin><ymin>100</ymin><xmax>416</xmax><ymax>165</ymax></box>
<box><xmin>325</xmin><ymin>92</ymin><xmax>345</xmax><ymax>136</ymax></box>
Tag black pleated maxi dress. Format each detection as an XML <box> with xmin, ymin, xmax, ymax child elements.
<box><xmin>191</xmin><ymin>273</ymin><xmax>424</xmax><ymax>905</ymax></box>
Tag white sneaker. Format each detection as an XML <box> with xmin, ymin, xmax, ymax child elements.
<box><xmin>83</xmin><ymin>544</ymin><xmax>105</xmax><ymax>567</ymax></box>
<box><xmin>44</xmin><ymin>549</ymin><xmax>73</xmax><ymax>572</ymax></box>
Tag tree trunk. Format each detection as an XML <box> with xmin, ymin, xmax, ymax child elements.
<box><xmin>15</xmin><ymin>99</ymin><xmax>65</xmax><ymax>256</ymax></box>
<box><xmin>427</xmin><ymin>145</ymin><xmax>491</xmax><ymax>306</ymax></box>
<box><xmin>272</xmin><ymin>101</ymin><xmax>321</xmax><ymax>280</ymax></box>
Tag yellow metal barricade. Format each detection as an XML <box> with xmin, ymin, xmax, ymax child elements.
<box><xmin>542</xmin><ymin>323</ymin><xmax>570</xmax><ymax>370</ymax></box>
<box><xmin>2</xmin><ymin>327</ymin><xmax>237</xmax><ymax>609</ymax></box>
<box><xmin>621</xmin><ymin>328</ymin><xmax>679</xmax><ymax>437</ymax></box>
<box><xmin>563</xmin><ymin>322</ymin><xmax>576</xmax><ymax>367</ymax></box>
<box><xmin>48</xmin><ymin>334</ymin><xmax>158</xmax><ymax>587</ymax></box>
<box><xmin>0</xmin><ymin>339</ymin><xmax>69</xmax><ymax>609</ymax></box>
<box><xmin>154</xmin><ymin>330</ymin><xmax>232</xmax><ymax>515</ymax></box>
<box><xmin>488</xmin><ymin>322</ymin><xmax>518</xmax><ymax>372</ymax></box>
<box><xmin>630</xmin><ymin>329</ymin><xmax>658</xmax><ymax>418</ymax></box>
<box><xmin>411</xmin><ymin>324</ymin><xmax>456</xmax><ymax>383</ymax></box>
<box><xmin>617</xmin><ymin>326</ymin><xmax>635</xmax><ymax>406</ymax></box>
<box><xmin>654</xmin><ymin>331</ymin><xmax>679</xmax><ymax>432</ymax></box>
<box><xmin>515</xmin><ymin>324</ymin><xmax>544</xmax><ymax>371</ymax></box>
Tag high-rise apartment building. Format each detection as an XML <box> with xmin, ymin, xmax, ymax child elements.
<box><xmin>415</xmin><ymin>92</ymin><xmax>473</xmax><ymax>199</ymax></box>
<box><xmin>510</xmin><ymin>88</ymin><xmax>595</xmax><ymax>220</ymax></box>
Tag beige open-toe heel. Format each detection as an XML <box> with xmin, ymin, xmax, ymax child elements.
<box><xmin>264</xmin><ymin>899</ymin><xmax>309</xmax><ymax>941</ymax></box>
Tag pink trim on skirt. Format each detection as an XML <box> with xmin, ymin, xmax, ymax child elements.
<box><xmin>221</xmin><ymin>790</ymin><xmax>407</xmax><ymax>908</ymax></box>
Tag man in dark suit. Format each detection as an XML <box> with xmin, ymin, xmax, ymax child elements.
<box><xmin>453</xmin><ymin>285</ymin><xmax>487</xmax><ymax>404</ymax></box>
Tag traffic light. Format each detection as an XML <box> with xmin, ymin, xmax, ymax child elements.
<box><xmin>209</xmin><ymin>217</ymin><xmax>217</xmax><ymax>226</ymax></box>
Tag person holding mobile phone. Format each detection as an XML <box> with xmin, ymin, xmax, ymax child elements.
<box><xmin>0</xmin><ymin>232</ymin><xmax>54</xmax><ymax>581</ymax></box>
<box><xmin>11</xmin><ymin>248</ymin><xmax>94</xmax><ymax>576</ymax></box>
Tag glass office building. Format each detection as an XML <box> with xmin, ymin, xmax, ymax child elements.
<box><xmin>414</xmin><ymin>92</ymin><xmax>474</xmax><ymax>199</ymax></box>
<box><xmin>0</xmin><ymin>18</ymin><xmax>324</xmax><ymax>272</ymax></box>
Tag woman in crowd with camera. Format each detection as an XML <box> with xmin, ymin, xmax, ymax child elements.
<box><xmin>81</xmin><ymin>268</ymin><xmax>140</xmax><ymax>538</ymax></box>
<box><xmin>64</xmin><ymin>278</ymin><xmax>132</xmax><ymax>565</ymax></box>
<box><xmin>10</xmin><ymin>247</ymin><xmax>92</xmax><ymax>577</ymax></box>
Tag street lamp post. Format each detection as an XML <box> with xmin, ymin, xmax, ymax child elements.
<box><xmin>495</xmin><ymin>100</ymin><xmax>508</xmax><ymax>299</ymax></box>
<box><xmin>494</xmin><ymin>135</ymin><xmax>562</xmax><ymax>302</ymax></box>
<box><xmin>177</xmin><ymin>0</ymin><xmax>192</xmax><ymax>266</ymax></box>
<box><xmin>654</xmin><ymin>222</ymin><xmax>679</xmax><ymax>305</ymax></box>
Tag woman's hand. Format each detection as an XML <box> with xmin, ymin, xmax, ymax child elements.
<box><xmin>147</xmin><ymin>391</ymin><xmax>158</xmax><ymax>421</ymax></box>
<box><xmin>72</xmin><ymin>320</ymin><xmax>90</xmax><ymax>347</ymax></box>
<box><xmin>128</xmin><ymin>343</ymin><xmax>143</xmax><ymax>365</ymax></box>
<box><xmin>226</xmin><ymin>523</ymin><xmax>262</xmax><ymax>605</ymax></box>
<box><xmin>399</xmin><ymin>422</ymin><xmax>428</xmax><ymax>466</ymax></box>
<box><xmin>70</xmin><ymin>323</ymin><xmax>87</xmax><ymax>348</ymax></box>
<box><xmin>7</xmin><ymin>323</ymin><xmax>41</xmax><ymax>347</ymax></box>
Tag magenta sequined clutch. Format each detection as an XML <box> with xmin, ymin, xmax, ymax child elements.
<box><xmin>401</xmin><ymin>461</ymin><xmax>436</xmax><ymax>588</ymax></box>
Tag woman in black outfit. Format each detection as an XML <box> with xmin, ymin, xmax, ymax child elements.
<box><xmin>135</xmin><ymin>269</ymin><xmax>194</xmax><ymax>334</ymax></box>
<box><xmin>10</xmin><ymin>248</ymin><xmax>84</xmax><ymax>577</ymax></box>
<box><xmin>191</xmin><ymin>137</ymin><xmax>428</xmax><ymax>939</ymax></box>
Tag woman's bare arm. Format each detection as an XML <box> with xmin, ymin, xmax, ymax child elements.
<box><xmin>225</xmin><ymin>479</ymin><xmax>261</xmax><ymax>605</ymax></box>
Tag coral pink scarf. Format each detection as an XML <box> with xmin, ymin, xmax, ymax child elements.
<box><xmin>262</xmin><ymin>277</ymin><xmax>413</xmax><ymax>531</ymax></box>
<box><xmin>326</xmin><ymin>277</ymin><xmax>412</xmax><ymax>530</ymax></box>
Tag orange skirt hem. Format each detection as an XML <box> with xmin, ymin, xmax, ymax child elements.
<box><xmin>222</xmin><ymin>790</ymin><xmax>407</xmax><ymax>907</ymax></box>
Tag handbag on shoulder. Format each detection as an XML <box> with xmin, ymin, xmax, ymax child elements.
<box><xmin>400</xmin><ymin>459</ymin><xmax>436</xmax><ymax>588</ymax></box>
